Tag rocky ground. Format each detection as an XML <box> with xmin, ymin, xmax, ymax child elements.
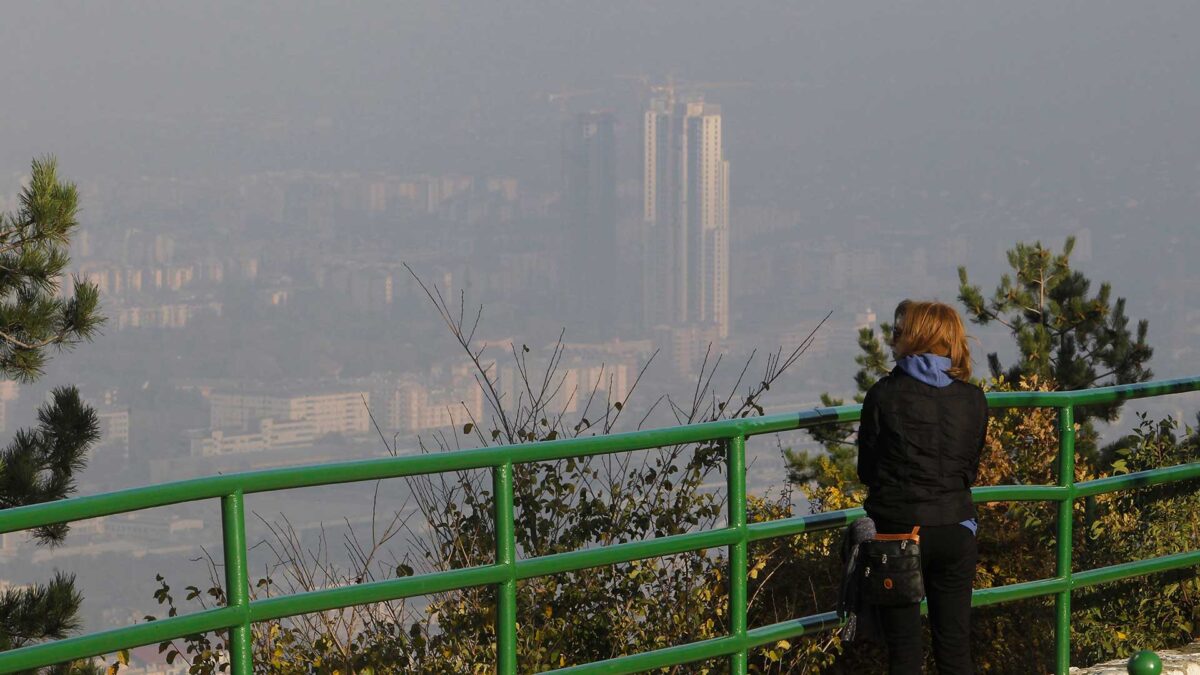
<box><xmin>1070</xmin><ymin>642</ymin><xmax>1200</xmax><ymax>675</ymax></box>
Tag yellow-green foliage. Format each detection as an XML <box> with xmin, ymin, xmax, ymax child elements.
<box><xmin>133</xmin><ymin>374</ymin><xmax>1200</xmax><ymax>674</ymax></box>
<box><xmin>755</xmin><ymin>376</ymin><xmax>1200</xmax><ymax>673</ymax></box>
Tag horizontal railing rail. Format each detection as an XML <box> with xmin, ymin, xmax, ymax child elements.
<box><xmin>1</xmin><ymin>375</ymin><xmax>1199</xmax><ymax>673</ymax></box>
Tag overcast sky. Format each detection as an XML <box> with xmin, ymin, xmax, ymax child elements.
<box><xmin>4</xmin><ymin>1</ymin><xmax>1199</xmax><ymax>200</ymax></box>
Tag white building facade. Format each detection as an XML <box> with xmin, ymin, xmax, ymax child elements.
<box><xmin>643</xmin><ymin>95</ymin><xmax>731</xmax><ymax>338</ymax></box>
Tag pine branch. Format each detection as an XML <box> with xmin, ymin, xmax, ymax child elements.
<box><xmin>0</xmin><ymin>330</ymin><xmax>67</xmax><ymax>351</ymax></box>
<box><xmin>0</xmin><ymin>160</ymin><xmax>104</xmax><ymax>384</ymax></box>
<box><xmin>0</xmin><ymin>572</ymin><xmax>83</xmax><ymax>651</ymax></box>
<box><xmin>0</xmin><ymin>387</ymin><xmax>99</xmax><ymax>545</ymax></box>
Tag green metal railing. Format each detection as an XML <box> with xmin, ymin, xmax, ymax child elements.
<box><xmin>2</xmin><ymin>376</ymin><xmax>1200</xmax><ymax>674</ymax></box>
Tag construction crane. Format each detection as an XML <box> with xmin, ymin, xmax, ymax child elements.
<box><xmin>617</xmin><ymin>75</ymin><xmax>753</xmax><ymax>102</ymax></box>
<box><xmin>542</xmin><ymin>88</ymin><xmax>602</xmax><ymax>115</ymax></box>
<box><xmin>617</xmin><ymin>75</ymin><xmax>798</xmax><ymax>106</ymax></box>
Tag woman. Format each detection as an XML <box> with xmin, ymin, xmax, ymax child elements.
<box><xmin>857</xmin><ymin>300</ymin><xmax>988</xmax><ymax>674</ymax></box>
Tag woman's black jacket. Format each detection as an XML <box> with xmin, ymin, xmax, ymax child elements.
<box><xmin>856</xmin><ymin>369</ymin><xmax>988</xmax><ymax>526</ymax></box>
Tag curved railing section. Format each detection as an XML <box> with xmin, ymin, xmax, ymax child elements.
<box><xmin>2</xmin><ymin>376</ymin><xmax>1200</xmax><ymax>674</ymax></box>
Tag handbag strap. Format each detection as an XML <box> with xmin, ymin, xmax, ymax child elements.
<box><xmin>871</xmin><ymin>526</ymin><xmax>921</xmax><ymax>544</ymax></box>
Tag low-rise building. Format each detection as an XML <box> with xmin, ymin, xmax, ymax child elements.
<box><xmin>113</xmin><ymin>301</ymin><xmax>223</xmax><ymax>330</ymax></box>
<box><xmin>391</xmin><ymin>380</ymin><xmax>484</xmax><ymax>432</ymax></box>
<box><xmin>96</xmin><ymin>405</ymin><xmax>131</xmax><ymax>451</ymax></box>
<box><xmin>192</xmin><ymin>388</ymin><xmax>370</xmax><ymax>457</ymax></box>
<box><xmin>0</xmin><ymin>380</ymin><xmax>18</xmax><ymax>434</ymax></box>
<box><xmin>209</xmin><ymin>389</ymin><xmax>370</xmax><ymax>436</ymax></box>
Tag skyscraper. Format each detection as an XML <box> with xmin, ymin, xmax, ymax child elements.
<box><xmin>642</xmin><ymin>95</ymin><xmax>678</xmax><ymax>330</ymax></box>
<box><xmin>642</xmin><ymin>94</ymin><xmax>730</xmax><ymax>338</ymax></box>
<box><xmin>564</xmin><ymin>111</ymin><xmax>618</xmax><ymax>334</ymax></box>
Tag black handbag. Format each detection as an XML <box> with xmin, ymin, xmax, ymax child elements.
<box><xmin>860</xmin><ymin>526</ymin><xmax>925</xmax><ymax>606</ymax></box>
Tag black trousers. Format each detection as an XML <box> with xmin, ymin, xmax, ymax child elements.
<box><xmin>876</xmin><ymin>520</ymin><xmax>977</xmax><ymax>674</ymax></box>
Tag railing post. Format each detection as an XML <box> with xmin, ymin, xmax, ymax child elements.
<box><xmin>728</xmin><ymin>434</ymin><xmax>749</xmax><ymax>674</ymax></box>
<box><xmin>494</xmin><ymin>461</ymin><xmax>518</xmax><ymax>675</ymax></box>
<box><xmin>1055</xmin><ymin>406</ymin><xmax>1076</xmax><ymax>675</ymax></box>
<box><xmin>221</xmin><ymin>490</ymin><xmax>253</xmax><ymax>675</ymax></box>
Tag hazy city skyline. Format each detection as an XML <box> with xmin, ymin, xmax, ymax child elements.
<box><xmin>2</xmin><ymin>1</ymin><xmax>1200</xmax><ymax>658</ymax></box>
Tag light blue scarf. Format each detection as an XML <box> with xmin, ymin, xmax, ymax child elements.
<box><xmin>895</xmin><ymin>353</ymin><xmax>953</xmax><ymax>388</ymax></box>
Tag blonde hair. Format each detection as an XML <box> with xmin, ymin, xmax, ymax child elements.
<box><xmin>894</xmin><ymin>301</ymin><xmax>972</xmax><ymax>381</ymax></box>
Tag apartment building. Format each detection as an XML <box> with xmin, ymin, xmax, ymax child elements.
<box><xmin>191</xmin><ymin>389</ymin><xmax>371</xmax><ymax>457</ymax></box>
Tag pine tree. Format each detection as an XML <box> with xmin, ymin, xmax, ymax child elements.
<box><xmin>0</xmin><ymin>157</ymin><xmax>103</xmax><ymax>660</ymax></box>
<box><xmin>958</xmin><ymin>237</ymin><xmax>1153</xmax><ymax>425</ymax></box>
<box><xmin>788</xmin><ymin>238</ymin><xmax>1154</xmax><ymax>486</ymax></box>
<box><xmin>785</xmin><ymin>323</ymin><xmax>893</xmax><ymax>484</ymax></box>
